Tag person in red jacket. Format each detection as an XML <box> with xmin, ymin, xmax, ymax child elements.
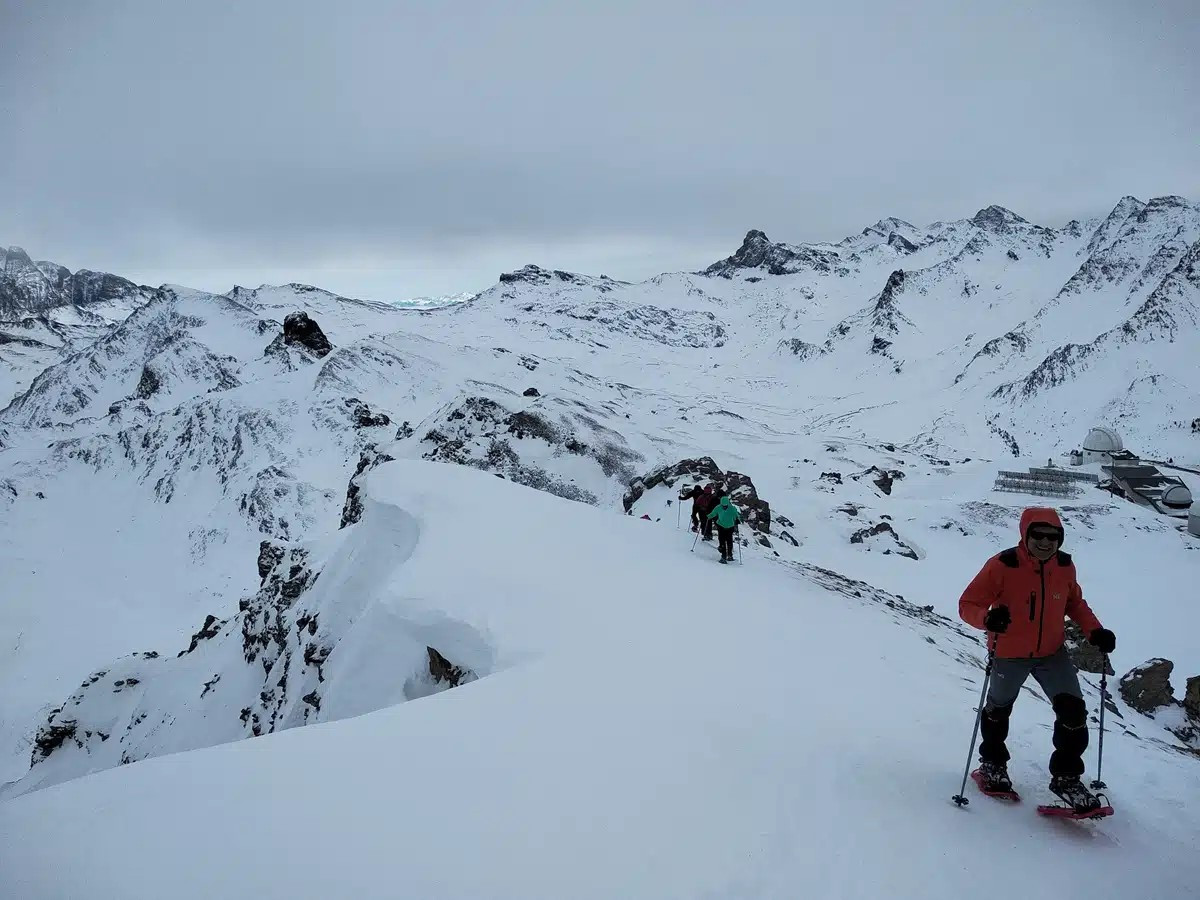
<box><xmin>959</xmin><ymin>507</ymin><xmax>1116</xmax><ymax>811</ymax></box>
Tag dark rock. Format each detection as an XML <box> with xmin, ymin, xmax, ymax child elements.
<box><xmin>258</xmin><ymin>541</ymin><xmax>285</xmax><ymax>583</ymax></box>
<box><xmin>427</xmin><ymin>646</ymin><xmax>474</xmax><ymax>688</ymax></box>
<box><xmin>340</xmin><ymin>444</ymin><xmax>396</xmax><ymax>528</ymax></box>
<box><xmin>134</xmin><ymin>365</ymin><xmax>161</xmax><ymax>399</ymax></box>
<box><xmin>849</xmin><ymin>521</ymin><xmax>918</xmax><ymax>560</ymax></box>
<box><xmin>1185</xmin><ymin>676</ymin><xmax>1200</xmax><ymax>720</ymax></box>
<box><xmin>858</xmin><ymin>466</ymin><xmax>905</xmax><ymax>496</ymax></box>
<box><xmin>395</xmin><ymin>420</ymin><xmax>414</xmax><ymax>440</ymax></box>
<box><xmin>181</xmin><ymin>614</ymin><xmax>225</xmax><ymax>656</ymax></box>
<box><xmin>704</xmin><ymin>230</ymin><xmax>842</xmax><ymax>277</ymax></box>
<box><xmin>523</xmin><ymin>387</ymin><xmax>540</xmax><ymax>397</ymax></box>
<box><xmin>1064</xmin><ymin>621</ymin><xmax>1114</xmax><ymax>675</ymax></box>
<box><xmin>1119</xmin><ymin>659</ymin><xmax>1176</xmax><ymax>715</ymax></box>
<box><xmin>344</xmin><ymin>397</ymin><xmax>390</xmax><ymax>428</ymax></box>
<box><xmin>282</xmin><ymin>312</ymin><xmax>332</xmax><ymax>357</ymax></box>
<box><xmin>31</xmin><ymin>717</ymin><xmax>79</xmax><ymax>765</ymax></box>
<box><xmin>820</xmin><ymin>471</ymin><xmax>843</xmax><ymax>484</ymax></box>
<box><xmin>304</xmin><ymin>643</ymin><xmax>332</xmax><ymax>682</ymax></box>
<box><xmin>971</xmin><ymin>205</ymin><xmax>1028</xmax><ymax>231</ymax></box>
<box><xmin>779</xmin><ymin>530</ymin><xmax>799</xmax><ymax>547</ymax></box>
<box><xmin>302</xmin><ymin>690</ymin><xmax>321</xmax><ymax>712</ymax></box>
<box><xmin>622</xmin><ymin>456</ymin><xmax>724</xmax><ymax>512</ymax></box>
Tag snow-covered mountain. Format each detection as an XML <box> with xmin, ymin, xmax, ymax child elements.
<box><xmin>0</xmin><ymin>246</ymin><xmax>158</xmax><ymax>406</ymax></box>
<box><xmin>1</xmin><ymin>196</ymin><xmax>1198</xmax><ymax>898</ymax></box>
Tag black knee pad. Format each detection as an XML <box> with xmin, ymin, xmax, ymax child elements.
<box><xmin>1052</xmin><ymin>693</ymin><xmax>1087</xmax><ymax>727</ymax></box>
<box><xmin>984</xmin><ymin>702</ymin><xmax>1014</xmax><ymax>722</ymax></box>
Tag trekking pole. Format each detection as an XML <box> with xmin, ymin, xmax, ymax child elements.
<box><xmin>676</xmin><ymin>498</ymin><xmax>681</xmax><ymax>530</ymax></box>
<box><xmin>691</xmin><ymin>530</ymin><xmax>699</xmax><ymax>552</ymax></box>
<box><xmin>953</xmin><ymin>641</ymin><xmax>996</xmax><ymax>807</ymax></box>
<box><xmin>738</xmin><ymin>533</ymin><xmax>743</xmax><ymax>565</ymax></box>
<box><xmin>1091</xmin><ymin>654</ymin><xmax>1109</xmax><ymax>791</ymax></box>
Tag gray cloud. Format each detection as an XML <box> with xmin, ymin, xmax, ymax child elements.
<box><xmin>2</xmin><ymin>0</ymin><xmax>1198</xmax><ymax>301</ymax></box>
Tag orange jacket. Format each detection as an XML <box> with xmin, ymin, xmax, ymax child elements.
<box><xmin>959</xmin><ymin>508</ymin><xmax>1103</xmax><ymax>659</ymax></box>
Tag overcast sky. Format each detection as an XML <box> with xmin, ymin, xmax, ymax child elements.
<box><xmin>2</xmin><ymin>0</ymin><xmax>1198</xmax><ymax>302</ymax></box>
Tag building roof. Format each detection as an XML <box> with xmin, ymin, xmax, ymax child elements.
<box><xmin>1083</xmin><ymin>426</ymin><xmax>1123</xmax><ymax>453</ymax></box>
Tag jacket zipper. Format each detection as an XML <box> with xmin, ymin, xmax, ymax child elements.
<box><xmin>1035</xmin><ymin>564</ymin><xmax>1047</xmax><ymax>657</ymax></box>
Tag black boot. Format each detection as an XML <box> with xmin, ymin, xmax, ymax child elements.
<box><xmin>1049</xmin><ymin>775</ymin><xmax>1101</xmax><ymax>812</ymax></box>
<box><xmin>977</xmin><ymin>760</ymin><xmax>1012</xmax><ymax>793</ymax></box>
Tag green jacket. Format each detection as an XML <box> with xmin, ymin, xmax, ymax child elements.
<box><xmin>707</xmin><ymin>497</ymin><xmax>741</xmax><ymax>529</ymax></box>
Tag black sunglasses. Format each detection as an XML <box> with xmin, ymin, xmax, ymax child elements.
<box><xmin>1028</xmin><ymin>528</ymin><xmax>1062</xmax><ymax>542</ymax></box>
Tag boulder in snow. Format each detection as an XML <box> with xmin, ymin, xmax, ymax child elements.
<box><xmin>1119</xmin><ymin>659</ymin><xmax>1175</xmax><ymax>715</ymax></box>
<box><xmin>282</xmin><ymin>311</ymin><xmax>332</xmax><ymax>357</ymax></box>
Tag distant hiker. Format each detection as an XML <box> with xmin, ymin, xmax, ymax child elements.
<box><xmin>696</xmin><ymin>484</ymin><xmax>718</xmax><ymax>540</ymax></box>
<box><xmin>679</xmin><ymin>484</ymin><xmax>703</xmax><ymax>532</ymax></box>
<box><xmin>706</xmin><ymin>494</ymin><xmax>741</xmax><ymax>563</ymax></box>
<box><xmin>958</xmin><ymin>507</ymin><xmax>1116</xmax><ymax>812</ymax></box>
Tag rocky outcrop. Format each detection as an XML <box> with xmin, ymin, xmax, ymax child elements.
<box><xmin>340</xmin><ymin>444</ymin><xmax>396</xmax><ymax>528</ymax></box>
<box><xmin>1119</xmin><ymin>659</ymin><xmax>1176</xmax><ymax>715</ymax></box>
<box><xmin>1186</xmin><ymin>676</ymin><xmax>1200</xmax><ymax>720</ymax></box>
<box><xmin>181</xmin><ymin>614</ymin><xmax>225</xmax><ymax>656</ymax></box>
<box><xmin>1</xmin><ymin>245</ymin><xmax>152</xmax><ymax>318</ymax></box>
<box><xmin>849</xmin><ymin>521</ymin><xmax>918</xmax><ymax>560</ymax></box>
<box><xmin>623</xmin><ymin>457</ymin><xmax>772</xmax><ymax>533</ymax></box>
<box><xmin>420</xmin><ymin>394</ymin><xmax>642</xmax><ymax>505</ymax></box>
<box><xmin>623</xmin><ymin>456</ymin><xmax>725</xmax><ymax>512</ymax></box>
<box><xmin>704</xmin><ymin>230</ymin><xmax>845</xmax><ymax>277</ymax></box>
<box><xmin>344</xmin><ymin>397</ymin><xmax>391</xmax><ymax>428</ymax></box>
<box><xmin>281</xmin><ymin>312</ymin><xmax>332</xmax><ymax>357</ymax></box>
<box><xmin>427</xmin><ymin>646</ymin><xmax>476</xmax><ymax>688</ymax></box>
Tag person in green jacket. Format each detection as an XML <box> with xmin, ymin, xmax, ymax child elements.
<box><xmin>706</xmin><ymin>494</ymin><xmax>741</xmax><ymax>563</ymax></box>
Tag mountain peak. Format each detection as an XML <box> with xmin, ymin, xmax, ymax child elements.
<box><xmin>3</xmin><ymin>246</ymin><xmax>34</xmax><ymax>266</ymax></box>
<box><xmin>971</xmin><ymin>205</ymin><xmax>1028</xmax><ymax>230</ymax></box>
<box><xmin>705</xmin><ymin>230</ymin><xmax>843</xmax><ymax>277</ymax></box>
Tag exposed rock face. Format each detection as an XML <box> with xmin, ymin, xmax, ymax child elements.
<box><xmin>181</xmin><ymin>614</ymin><xmax>225</xmax><ymax>656</ymax></box>
<box><xmin>281</xmin><ymin>312</ymin><xmax>332</xmax><ymax>357</ymax></box>
<box><xmin>420</xmin><ymin>394</ymin><xmax>642</xmax><ymax>505</ymax></box>
<box><xmin>344</xmin><ymin>397</ymin><xmax>390</xmax><ymax>428</ymax></box>
<box><xmin>849</xmin><ymin>521</ymin><xmax>919</xmax><ymax>560</ymax></box>
<box><xmin>1</xmin><ymin>245</ymin><xmax>151</xmax><ymax>318</ymax></box>
<box><xmin>1119</xmin><ymin>659</ymin><xmax>1176</xmax><ymax>715</ymax></box>
<box><xmin>427</xmin><ymin>646</ymin><xmax>475</xmax><ymax>688</ymax></box>
<box><xmin>1183</xmin><ymin>675</ymin><xmax>1200</xmax><ymax>720</ymax></box>
<box><xmin>340</xmin><ymin>444</ymin><xmax>396</xmax><ymax>528</ymax></box>
<box><xmin>704</xmin><ymin>230</ymin><xmax>844</xmax><ymax>277</ymax></box>
<box><xmin>623</xmin><ymin>457</ymin><xmax>772</xmax><ymax>533</ymax></box>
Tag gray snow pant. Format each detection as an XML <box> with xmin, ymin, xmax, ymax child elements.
<box><xmin>980</xmin><ymin>645</ymin><xmax>1089</xmax><ymax>777</ymax></box>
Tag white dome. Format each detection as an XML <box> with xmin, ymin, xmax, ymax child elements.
<box><xmin>1082</xmin><ymin>426</ymin><xmax>1123</xmax><ymax>454</ymax></box>
<box><xmin>1162</xmin><ymin>484</ymin><xmax>1192</xmax><ymax>508</ymax></box>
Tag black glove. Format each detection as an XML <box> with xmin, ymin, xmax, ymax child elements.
<box><xmin>984</xmin><ymin>606</ymin><xmax>1011</xmax><ymax>634</ymax></box>
<box><xmin>1089</xmin><ymin>628</ymin><xmax>1116</xmax><ymax>654</ymax></box>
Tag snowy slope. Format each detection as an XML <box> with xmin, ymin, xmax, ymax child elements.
<box><xmin>1</xmin><ymin>462</ymin><xmax>1197</xmax><ymax>900</ymax></box>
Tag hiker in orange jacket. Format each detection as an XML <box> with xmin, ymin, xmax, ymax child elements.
<box><xmin>958</xmin><ymin>507</ymin><xmax>1116</xmax><ymax>811</ymax></box>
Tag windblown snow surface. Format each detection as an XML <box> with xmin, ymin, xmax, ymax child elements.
<box><xmin>2</xmin><ymin>196</ymin><xmax>1199</xmax><ymax>898</ymax></box>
